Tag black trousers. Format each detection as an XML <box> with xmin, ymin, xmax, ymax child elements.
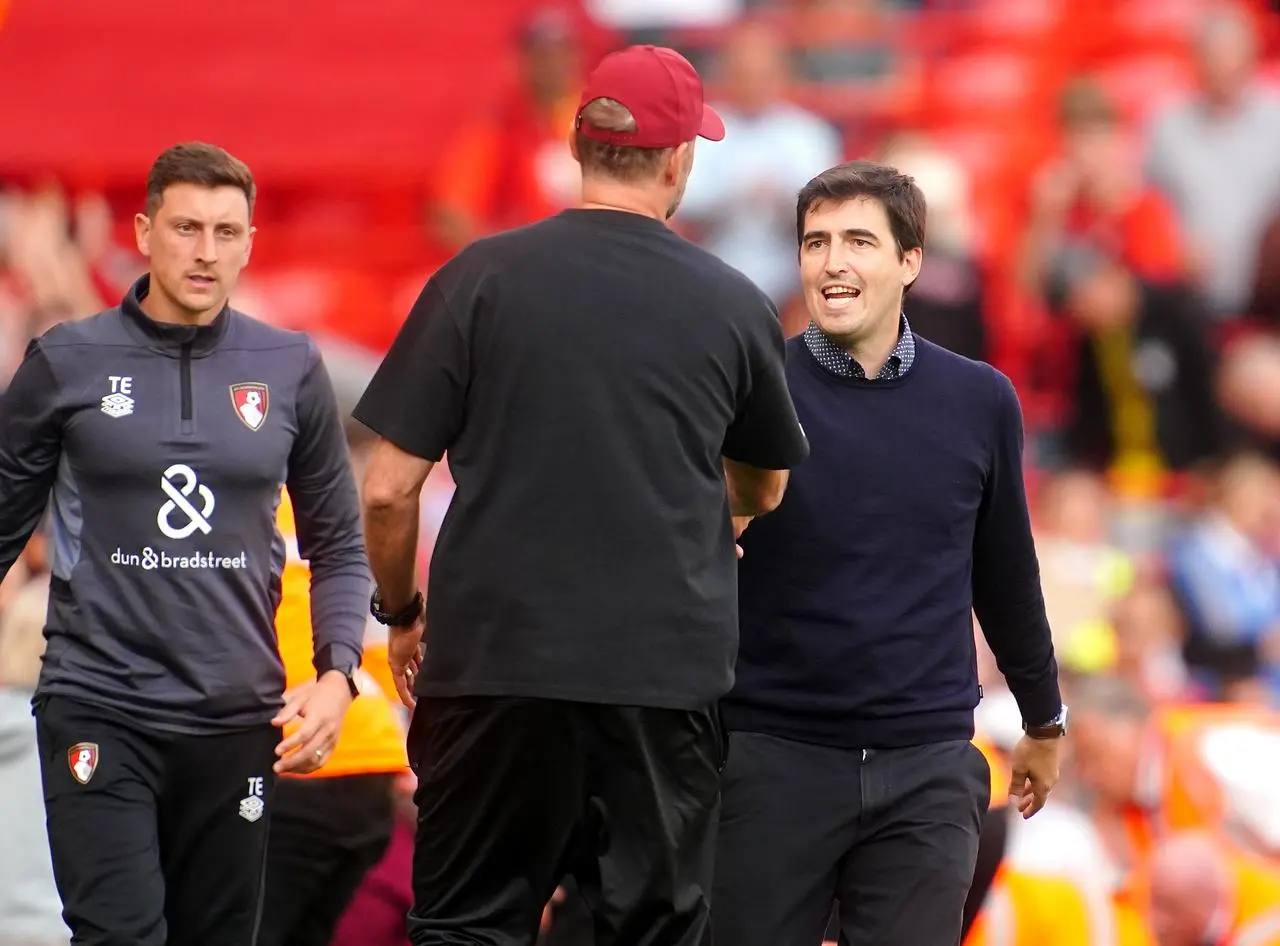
<box><xmin>407</xmin><ymin>696</ymin><xmax>725</xmax><ymax>946</ymax></box>
<box><xmin>256</xmin><ymin>772</ymin><xmax>397</xmax><ymax>946</ymax></box>
<box><xmin>711</xmin><ymin>733</ymin><xmax>990</xmax><ymax>946</ymax></box>
<box><xmin>34</xmin><ymin>695</ymin><xmax>278</xmax><ymax>946</ymax></box>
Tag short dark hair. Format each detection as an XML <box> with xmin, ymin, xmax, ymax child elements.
<box><xmin>795</xmin><ymin>159</ymin><xmax>926</xmax><ymax>261</ymax></box>
<box><xmin>145</xmin><ymin>142</ymin><xmax>256</xmax><ymax>218</ymax></box>
<box><xmin>574</xmin><ymin>97</ymin><xmax>670</xmax><ymax>183</ymax></box>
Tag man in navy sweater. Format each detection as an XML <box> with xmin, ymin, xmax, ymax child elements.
<box><xmin>710</xmin><ymin>160</ymin><xmax>1066</xmax><ymax>946</ymax></box>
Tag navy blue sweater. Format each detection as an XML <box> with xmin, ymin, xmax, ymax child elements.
<box><xmin>724</xmin><ymin>335</ymin><xmax>1061</xmax><ymax>749</ymax></box>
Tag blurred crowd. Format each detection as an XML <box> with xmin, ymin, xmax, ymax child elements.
<box><xmin>6</xmin><ymin>0</ymin><xmax>1280</xmax><ymax>943</ymax></box>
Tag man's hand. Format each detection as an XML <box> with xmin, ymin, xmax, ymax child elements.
<box><xmin>389</xmin><ymin>616</ymin><xmax>426</xmax><ymax>709</ymax></box>
<box><xmin>1008</xmin><ymin>734</ymin><xmax>1063</xmax><ymax>819</ymax></box>
<box><xmin>272</xmin><ymin>671</ymin><xmax>355</xmax><ymax>774</ymax></box>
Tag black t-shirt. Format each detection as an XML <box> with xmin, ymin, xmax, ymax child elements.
<box><xmin>353</xmin><ymin>208</ymin><xmax>809</xmax><ymax>710</ymax></box>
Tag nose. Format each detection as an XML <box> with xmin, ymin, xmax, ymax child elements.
<box><xmin>195</xmin><ymin>228</ymin><xmax>218</xmax><ymax>264</ymax></box>
<box><xmin>824</xmin><ymin>244</ymin><xmax>851</xmax><ymax>277</ymax></box>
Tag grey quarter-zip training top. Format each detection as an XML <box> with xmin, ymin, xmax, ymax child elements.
<box><xmin>0</xmin><ymin>275</ymin><xmax>370</xmax><ymax>733</ymax></box>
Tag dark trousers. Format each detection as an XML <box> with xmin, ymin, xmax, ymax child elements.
<box><xmin>711</xmin><ymin>733</ymin><xmax>990</xmax><ymax>946</ymax></box>
<box><xmin>34</xmin><ymin>695</ymin><xmax>278</xmax><ymax>946</ymax></box>
<box><xmin>257</xmin><ymin>772</ymin><xmax>397</xmax><ymax>946</ymax></box>
<box><xmin>407</xmin><ymin>696</ymin><xmax>725</xmax><ymax>946</ymax></box>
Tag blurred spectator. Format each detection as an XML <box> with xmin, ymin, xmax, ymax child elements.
<box><xmin>1110</xmin><ymin>583</ymin><xmax>1192</xmax><ymax>706</ymax></box>
<box><xmin>1032</xmin><ymin>469</ymin><xmax>1136</xmax><ymax>673</ymax></box>
<box><xmin>1050</xmin><ymin>243</ymin><xmax>1225</xmax><ymax>490</ymax></box>
<box><xmin>0</xmin><ymin>531</ymin><xmax>66</xmax><ymax>945</ymax></box>
<box><xmin>1217</xmin><ymin>332</ymin><xmax>1280</xmax><ymax>459</ymax></box>
<box><xmin>880</xmin><ymin>133</ymin><xmax>989</xmax><ymax>362</ymax></box>
<box><xmin>0</xmin><ymin>185</ymin><xmax>118</xmax><ymax>391</ymax></box>
<box><xmin>1166</xmin><ymin>452</ymin><xmax>1280</xmax><ymax>701</ymax></box>
<box><xmin>1066</xmin><ymin>675</ymin><xmax>1226</xmax><ymax>887</ymax></box>
<box><xmin>679</xmin><ymin>19</ymin><xmax>842</xmax><ymax>312</ymax></box>
<box><xmin>1019</xmin><ymin>77</ymin><xmax>1186</xmax><ymax>295</ymax></box>
<box><xmin>4</xmin><ymin>186</ymin><xmax>106</xmax><ymax>318</ymax></box>
<box><xmin>1145</xmin><ymin>3</ymin><xmax>1280</xmax><ymax>321</ymax></box>
<box><xmin>1147</xmin><ymin>831</ymin><xmax>1280</xmax><ymax>946</ymax></box>
<box><xmin>429</xmin><ymin>7</ymin><xmax>584</xmax><ymax>250</ymax></box>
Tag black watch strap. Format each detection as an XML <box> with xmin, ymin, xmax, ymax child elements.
<box><xmin>370</xmin><ymin>589</ymin><xmax>424</xmax><ymax>628</ymax></box>
<box><xmin>327</xmin><ymin>666</ymin><xmax>360</xmax><ymax>700</ymax></box>
<box><xmin>1024</xmin><ymin>704</ymin><xmax>1069</xmax><ymax>739</ymax></box>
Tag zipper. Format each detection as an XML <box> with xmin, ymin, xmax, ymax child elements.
<box><xmin>180</xmin><ymin>341</ymin><xmax>194</xmax><ymax>434</ymax></box>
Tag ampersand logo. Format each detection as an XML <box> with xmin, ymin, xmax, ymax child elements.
<box><xmin>157</xmin><ymin>464</ymin><xmax>215</xmax><ymax>540</ymax></box>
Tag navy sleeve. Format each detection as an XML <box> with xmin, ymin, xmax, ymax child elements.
<box><xmin>351</xmin><ymin>279</ymin><xmax>470</xmax><ymax>462</ymax></box>
<box><xmin>971</xmin><ymin>370</ymin><xmax>1062</xmax><ymax>727</ymax></box>
<box><xmin>286</xmin><ymin>342</ymin><xmax>371</xmax><ymax>675</ymax></box>
<box><xmin>722</xmin><ymin>307</ymin><xmax>809</xmax><ymax>470</ymax></box>
<box><xmin>0</xmin><ymin>339</ymin><xmax>63</xmax><ymax>580</ymax></box>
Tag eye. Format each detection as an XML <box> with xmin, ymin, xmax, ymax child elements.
<box><xmin>805</xmin><ymin>239</ymin><xmax>826</xmax><ymax>251</ymax></box>
<box><xmin>176</xmin><ymin>223</ymin><xmax>194</xmax><ymax>233</ymax></box>
<box><xmin>852</xmin><ymin>239</ymin><xmax>871</xmax><ymax>248</ymax></box>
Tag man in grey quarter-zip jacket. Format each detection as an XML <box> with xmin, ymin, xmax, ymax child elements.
<box><xmin>0</xmin><ymin>142</ymin><xmax>370</xmax><ymax>946</ymax></box>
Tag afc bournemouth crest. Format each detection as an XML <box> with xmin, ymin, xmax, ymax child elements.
<box><xmin>68</xmin><ymin>742</ymin><xmax>99</xmax><ymax>785</ymax></box>
<box><xmin>230</xmin><ymin>382</ymin><xmax>269</xmax><ymax>431</ymax></box>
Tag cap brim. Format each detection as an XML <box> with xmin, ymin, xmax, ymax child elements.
<box><xmin>698</xmin><ymin>103</ymin><xmax>725</xmax><ymax>141</ymax></box>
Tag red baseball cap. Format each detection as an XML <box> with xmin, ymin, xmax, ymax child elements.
<box><xmin>575</xmin><ymin>45</ymin><xmax>725</xmax><ymax>149</ymax></box>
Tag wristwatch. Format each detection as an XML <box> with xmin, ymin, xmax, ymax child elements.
<box><xmin>1024</xmin><ymin>704</ymin><xmax>1069</xmax><ymax>739</ymax></box>
<box><xmin>370</xmin><ymin>589</ymin><xmax>424</xmax><ymax>628</ymax></box>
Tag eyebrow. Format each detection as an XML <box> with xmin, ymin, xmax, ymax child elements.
<box><xmin>802</xmin><ymin>228</ymin><xmax>881</xmax><ymax>245</ymax></box>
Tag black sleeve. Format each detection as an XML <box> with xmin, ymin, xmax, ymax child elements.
<box><xmin>286</xmin><ymin>342</ymin><xmax>371</xmax><ymax>675</ymax></box>
<box><xmin>0</xmin><ymin>339</ymin><xmax>64</xmax><ymax>581</ymax></box>
<box><xmin>972</xmin><ymin>370</ymin><xmax>1062</xmax><ymax>727</ymax></box>
<box><xmin>352</xmin><ymin>278</ymin><xmax>470</xmax><ymax>462</ymax></box>
<box><xmin>722</xmin><ymin>309</ymin><xmax>809</xmax><ymax>470</ymax></box>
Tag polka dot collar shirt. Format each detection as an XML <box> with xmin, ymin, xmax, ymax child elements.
<box><xmin>802</xmin><ymin>314</ymin><xmax>916</xmax><ymax>380</ymax></box>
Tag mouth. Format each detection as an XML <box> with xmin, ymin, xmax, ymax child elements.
<box><xmin>820</xmin><ymin>285</ymin><xmax>860</xmax><ymax>309</ymax></box>
<box><xmin>187</xmin><ymin>274</ymin><xmax>216</xmax><ymax>288</ymax></box>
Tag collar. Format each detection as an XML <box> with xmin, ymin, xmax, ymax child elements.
<box><xmin>803</xmin><ymin>313</ymin><xmax>915</xmax><ymax>380</ymax></box>
<box><xmin>121</xmin><ymin>274</ymin><xmax>231</xmax><ymax>357</ymax></box>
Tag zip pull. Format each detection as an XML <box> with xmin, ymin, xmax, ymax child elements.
<box><xmin>180</xmin><ymin>341</ymin><xmax>194</xmax><ymax>432</ymax></box>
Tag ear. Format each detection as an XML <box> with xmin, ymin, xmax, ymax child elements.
<box><xmin>569</xmin><ymin>133</ymin><xmax>581</xmax><ymax>165</ymax></box>
<box><xmin>244</xmin><ymin>225</ymin><xmax>257</xmax><ymax>267</ymax></box>
<box><xmin>666</xmin><ymin>143</ymin><xmax>690</xmax><ymax>185</ymax></box>
<box><xmin>133</xmin><ymin>212</ymin><xmax>152</xmax><ymax>259</ymax></box>
<box><xmin>901</xmin><ymin>246</ymin><xmax>923</xmax><ymax>290</ymax></box>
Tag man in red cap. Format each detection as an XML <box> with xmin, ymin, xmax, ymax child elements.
<box><xmin>352</xmin><ymin>44</ymin><xmax>809</xmax><ymax>946</ymax></box>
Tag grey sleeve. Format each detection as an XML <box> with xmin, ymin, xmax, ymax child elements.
<box><xmin>722</xmin><ymin>306</ymin><xmax>809</xmax><ymax>470</ymax></box>
<box><xmin>0</xmin><ymin>340</ymin><xmax>63</xmax><ymax>580</ymax></box>
<box><xmin>286</xmin><ymin>342</ymin><xmax>371</xmax><ymax>674</ymax></box>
